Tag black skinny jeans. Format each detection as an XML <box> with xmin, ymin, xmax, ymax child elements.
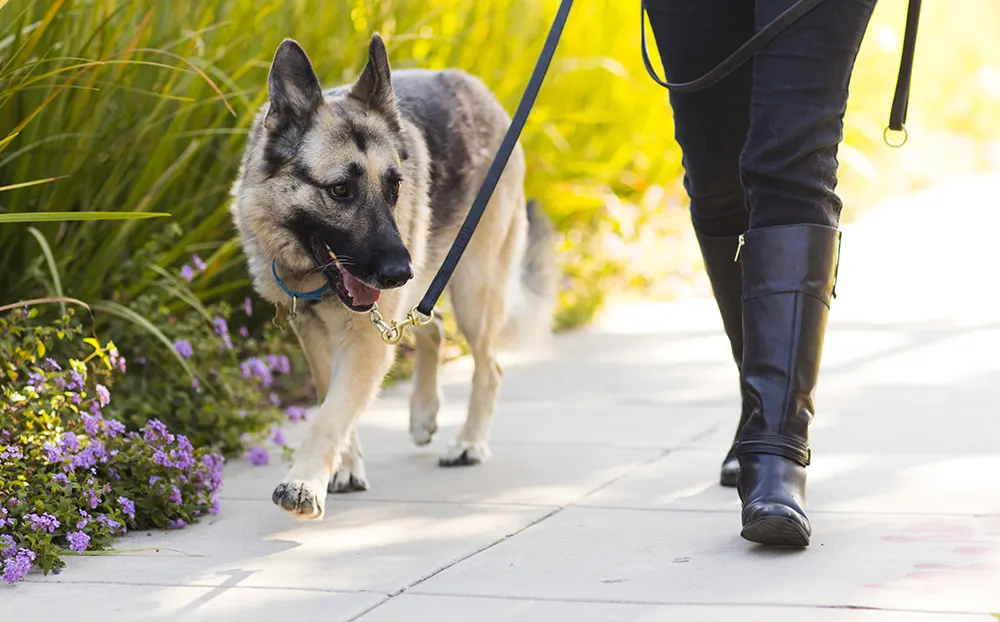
<box><xmin>644</xmin><ymin>0</ymin><xmax>877</xmax><ymax>236</ymax></box>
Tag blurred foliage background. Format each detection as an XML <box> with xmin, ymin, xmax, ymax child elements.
<box><xmin>2</xmin><ymin>0</ymin><xmax>999</xmax><ymax>331</ymax></box>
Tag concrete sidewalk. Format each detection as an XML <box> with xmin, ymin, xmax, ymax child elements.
<box><xmin>5</xmin><ymin>175</ymin><xmax>1000</xmax><ymax>621</ymax></box>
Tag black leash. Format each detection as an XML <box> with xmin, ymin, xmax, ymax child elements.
<box><xmin>640</xmin><ymin>0</ymin><xmax>922</xmax><ymax>145</ymax></box>
<box><xmin>413</xmin><ymin>0</ymin><xmax>575</xmax><ymax>319</ymax></box>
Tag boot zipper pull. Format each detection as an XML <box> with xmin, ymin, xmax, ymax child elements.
<box><xmin>734</xmin><ymin>234</ymin><xmax>745</xmax><ymax>261</ymax></box>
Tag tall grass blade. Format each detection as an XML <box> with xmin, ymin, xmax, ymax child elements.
<box><xmin>26</xmin><ymin>226</ymin><xmax>65</xmax><ymax>314</ymax></box>
<box><xmin>0</xmin><ymin>212</ymin><xmax>171</xmax><ymax>223</ymax></box>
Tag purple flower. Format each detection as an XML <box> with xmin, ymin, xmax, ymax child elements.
<box><xmin>138</xmin><ymin>357</ymin><xmax>147</xmax><ymax>365</ymax></box>
<box><xmin>0</xmin><ymin>534</ymin><xmax>14</xmax><ymax>556</ymax></box>
<box><xmin>69</xmin><ymin>391</ymin><xmax>82</xmax><ymax>405</ymax></box>
<box><xmin>43</xmin><ymin>358</ymin><xmax>62</xmax><ymax>371</ymax></box>
<box><xmin>60</xmin><ymin>432</ymin><xmax>80</xmax><ymax>453</ymax></box>
<box><xmin>0</xmin><ymin>508</ymin><xmax>9</xmax><ymax>529</ymax></box>
<box><xmin>26</xmin><ymin>513</ymin><xmax>60</xmax><ymax>533</ymax></box>
<box><xmin>239</xmin><ymin>326</ymin><xmax>250</xmax><ymax>338</ymax></box>
<box><xmin>76</xmin><ymin>510</ymin><xmax>91</xmax><ymax>529</ymax></box>
<box><xmin>192</xmin><ymin>254</ymin><xmax>207</xmax><ymax>271</ymax></box>
<box><xmin>240</xmin><ymin>357</ymin><xmax>273</xmax><ymax>387</ymax></box>
<box><xmin>82</xmin><ymin>412</ymin><xmax>102</xmax><ymax>436</ymax></box>
<box><xmin>243</xmin><ymin>297</ymin><xmax>253</xmax><ymax>316</ymax></box>
<box><xmin>142</xmin><ymin>419</ymin><xmax>174</xmax><ymax>445</ymax></box>
<box><xmin>88</xmin><ymin>401</ymin><xmax>101</xmax><ymax>415</ymax></box>
<box><xmin>200</xmin><ymin>453</ymin><xmax>225</xmax><ymax>492</ymax></box>
<box><xmin>95</xmin><ymin>384</ymin><xmax>110</xmax><ymax>407</ymax></box>
<box><xmin>285</xmin><ymin>406</ymin><xmax>308</xmax><ymax>422</ymax></box>
<box><xmin>153</xmin><ymin>449</ymin><xmax>172</xmax><ymax>468</ymax></box>
<box><xmin>149</xmin><ymin>475</ymin><xmax>161</xmax><ymax>487</ymax></box>
<box><xmin>118</xmin><ymin>356</ymin><xmax>127</xmax><ymax>374</ymax></box>
<box><xmin>105</xmin><ymin>419</ymin><xmax>125</xmax><ymax>437</ymax></box>
<box><xmin>247</xmin><ymin>446</ymin><xmax>269</xmax><ymax>466</ymax></box>
<box><xmin>180</xmin><ymin>264</ymin><xmax>195</xmax><ymax>281</ymax></box>
<box><xmin>191</xmin><ymin>376</ymin><xmax>200</xmax><ymax>390</ymax></box>
<box><xmin>27</xmin><ymin>372</ymin><xmax>44</xmax><ymax>388</ymax></box>
<box><xmin>173</xmin><ymin>339</ymin><xmax>194</xmax><ymax>359</ymax></box>
<box><xmin>214</xmin><ymin>317</ymin><xmax>232</xmax><ymax>350</ymax></box>
<box><xmin>69</xmin><ymin>370</ymin><xmax>85</xmax><ymax>391</ymax></box>
<box><xmin>67</xmin><ymin>531</ymin><xmax>90</xmax><ymax>553</ymax></box>
<box><xmin>169</xmin><ymin>519</ymin><xmax>186</xmax><ymax>529</ymax></box>
<box><xmin>96</xmin><ymin>515</ymin><xmax>123</xmax><ymax>534</ymax></box>
<box><xmin>271</xmin><ymin>427</ymin><xmax>286</xmax><ymax>446</ymax></box>
<box><xmin>43</xmin><ymin>442</ymin><xmax>62</xmax><ymax>463</ymax></box>
<box><xmin>209</xmin><ymin>497</ymin><xmax>221</xmax><ymax>515</ymax></box>
<box><xmin>84</xmin><ymin>488</ymin><xmax>101</xmax><ymax>509</ymax></box>
<box><xmin>118</xmin><ymin>497</ymin><xmax>135</xmax><ymax>519</ymax></box>
<box><xmin>2</xmin><ymin>445</ymin><xmax>23</xmax><ymax>460</ymax></box>
<box><xmin>170</xmin><ymin>435</ymin><xmax>196</xmax><ymax>470</ymax></box>
<box><xmin>70</xmin><ymin>444</ymin><xmax>99</xmax><ymax>471</ymax></box>
<box><xmin>265</xmin><ymin>355</ymin><xmax>291</xmax><ymax>375</ymax></box>
<box><xmin>52</xmin><ymin>473</ymin><xmax>68</xmax><ymax>485</ymax></box>
<box><xmin>2</xmin><ymin>548</ymin><xmax>36</xmax><ymax>584</ymax></box>
<box><xmin>54</xmin><ymin>377</ymin><xmax>66</xmax><ymax>389</ymax></box>
<box><xmin>269</xmin><ymin>392</ymin><xmax>281</xmax><ymax>407</ymax></box>
<box><xmin>169</xmin><ymin>485</ymin><xmax>183</xmax><ymax>505</ymax></box>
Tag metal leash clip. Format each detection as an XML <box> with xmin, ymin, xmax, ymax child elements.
<box><xmin>368</xmin><ymin>304</ymin><xmax>434</xmax><ymax>345</ymax></box>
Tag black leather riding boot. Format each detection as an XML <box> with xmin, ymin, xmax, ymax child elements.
<box><xmin>735</xmin><ymin>224</ymin><xmax>840</xmax><ymax>547</ymax></box>
<box><xmin>694</xmin><ymin>232</ymin><xmax>751</xmax><ymax>487</ymax></box>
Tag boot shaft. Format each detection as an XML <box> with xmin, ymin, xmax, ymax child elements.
<box><xmin>735</xmin><ymin>224</ymin><xmax>840</xmax><ymax>467</ymax></box>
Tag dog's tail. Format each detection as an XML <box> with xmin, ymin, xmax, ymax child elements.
<box><xmin>499</xmin><ymin>198</ymin><xmax>559</xmax><ymax>348</ymax></box>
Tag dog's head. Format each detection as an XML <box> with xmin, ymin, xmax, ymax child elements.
<box><xmin>237</xmin><ymin>35</ymin><xmax>413</xmax><ymax>312</ymax></box>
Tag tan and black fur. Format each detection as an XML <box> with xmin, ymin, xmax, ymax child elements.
<box><xmin>230</xmin><ymin>35</ymin><xmax>557</xmax><ymax>519</ymax></box>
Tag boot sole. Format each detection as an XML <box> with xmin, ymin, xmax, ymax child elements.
<box><xmin>741</xmin><ymin>517</ymin><xmax>810</xmax><ymax>547</ymax></box>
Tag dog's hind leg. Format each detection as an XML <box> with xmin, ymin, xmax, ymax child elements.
<box><xmin>409</xmin><ymin>312</ymin><xmax>445</xmax><ymax>446</ymax></box>
<box><xmin>328</xmin><ymin>430</ymin><xmax>368</xmax><ymax>493</ymax></box>
<box><xmin>438</xmin><ymin>194</ymin><xmax>523</xmax><ymax>467</ymax></box>
<box><xmin>274</xmin><ymin>317</ymin><xmax>392</xmax><ymax>519</ymax></box>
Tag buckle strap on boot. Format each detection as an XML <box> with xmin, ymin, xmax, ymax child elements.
<box><xmin>735</xmin><ymin>434</ymin><xmax>811</xmax><ymax>467</ymax></box>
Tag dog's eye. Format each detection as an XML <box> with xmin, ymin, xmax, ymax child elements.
<box><xmin>392</xmin><ymin>179</ymin><xmax>402</xmax><ymax>194</ymax></box>
<box><xmin>328</xmin><ymin>184</ymin><xmax>350</xmax><ymax>200</ymax></box>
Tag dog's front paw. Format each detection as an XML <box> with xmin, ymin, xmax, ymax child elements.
<box><xmin>438</xmin><ymin>440</ymin><xmax>492</xmax><ymax>467</ymax></box>
<box><xmin>272</xmin><ymin>476</ymin><xmax>326</xmax><ymax>520</ymax></box>
<box><xmin>328</xmin><ymin>463</ymin><xmax>369</xmax><ymax>494</ymax></box>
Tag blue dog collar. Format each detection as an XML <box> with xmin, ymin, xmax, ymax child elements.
<box><xmin>271</xmin><ymin>260</ymin><xmax>329</xmax><ymax>301</ymax></box>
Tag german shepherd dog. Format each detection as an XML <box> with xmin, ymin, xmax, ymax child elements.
<box><xmin>230</xmin><ymin>35</ymin><xmax>557</xmax><ymax>519</ymax></box>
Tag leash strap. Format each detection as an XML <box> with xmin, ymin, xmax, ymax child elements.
<box><xmin>641</xmin><ymin>0</ymin><xmax>922</xmax><ymax>143</ymax></box>
<box><xmin>640</xmin><ymin>0</ymin><xmax>828</xmax><ymax>93</ymax></box>
<box><xmin>888</xmin><ymin>0</ymin><xmax>922</xmax><ymax>133</ymax></box>
<box><xmin>415</xmin><ymin>0</ymin><xmax>574</xmax><ymax>318</ymax></box>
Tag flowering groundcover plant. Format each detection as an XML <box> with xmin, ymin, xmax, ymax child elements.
<box><xmin>0</xmin><ymin>271</ymin><xmax>304</xmax><ymax>584</ymax></box>
<box><xmin>0</xmin><ymin>309</ymin><xmax>226</xmax><ymax>583</ymax></box>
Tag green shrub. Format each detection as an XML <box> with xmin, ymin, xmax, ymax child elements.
<box><xmin>0</xmin><ymin>308</ymin><xmax>224</xmax><ymax>583</ymax></box>
<box><xmin>95</xmin><ymin>236</ymin><xmax>304</xmax><ymax>456</ymax></box>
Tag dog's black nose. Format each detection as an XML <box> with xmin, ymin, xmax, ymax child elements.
<box><xmin>376</xmin><ymin>258</ymin><xmax>413</xmax><ymax>289</ymax></box>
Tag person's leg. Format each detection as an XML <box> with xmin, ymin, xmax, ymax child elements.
<box><xmin>644</xmin><ymin>0</ymin><xmax>754</xmax><ymax>486</ymax></box>
<box><xmin>735</xmin><ymin>0</ymin><xmax>877</xmax><ymax>546</ymax></box>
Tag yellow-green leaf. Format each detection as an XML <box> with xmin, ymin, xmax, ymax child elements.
<box><xmin>37</xmin><ymin>341</ymin><xmax>46</xmax><ymax>357</ymax></box>
<box><xmin>0</xmin><ymin>211</ymin><xmax>171</xmax><ymax>223</ymax></box>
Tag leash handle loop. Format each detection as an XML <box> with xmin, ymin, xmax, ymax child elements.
<box><xmin>886</xmin><ymin>0</ymin><xmax>922</xmax><ymax>145</ymax></box>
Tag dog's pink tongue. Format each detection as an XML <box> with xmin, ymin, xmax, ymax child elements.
<box><xmin>343</xmin><ymin>273</ymin><xmax>380</xmax><ymax>307</ymax></box>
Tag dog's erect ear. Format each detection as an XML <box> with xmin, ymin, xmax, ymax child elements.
<box><xmin>265</xmin><ymin>39</ymin><xmax>324</xmax><ymax>132</ymax></box>
<box><xmin>348</xmin><ymin>33</ymin><xmax>400</xmax><ymax>130</ymax></box>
